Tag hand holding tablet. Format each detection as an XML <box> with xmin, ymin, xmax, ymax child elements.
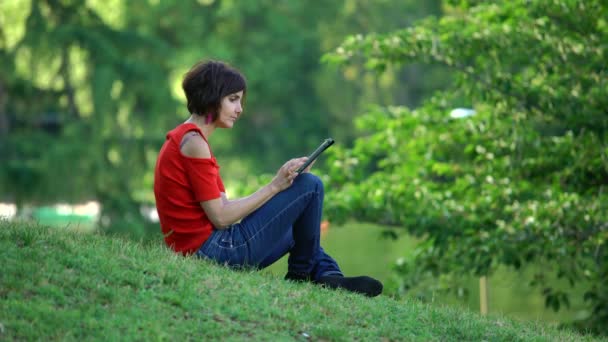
<box><xmin>296</xmin><ymin>138</ymin><xmax>335</xmax><ymax>174</ymax></box>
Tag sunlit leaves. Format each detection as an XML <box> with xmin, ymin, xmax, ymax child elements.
<box><xmin>0</xmin><ymin>0</ymin><xmax>31</xmax><ymax>49</ymax></box>
<box><xmin>86</xmin><ymin>0</ymin><xmax>126</xmax><ymax>29</ymax></box>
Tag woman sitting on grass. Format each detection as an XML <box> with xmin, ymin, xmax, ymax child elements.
<box><xmin>153</xmin><ymin>60</ymin><xmax>382</xmax><ymax>297</ymax></box>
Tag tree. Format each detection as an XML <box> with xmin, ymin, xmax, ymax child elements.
<box><xmin>0</xmin><ymin>0</ymin><xmax>177</xmax><ymax>238</ymax></box>
<box><xmin>324</xmin><ymin>0</ymin><xmax>608</xmax><ymax>334</ymax></box>
<box><xmin>1</xmin><ymin>0</ymin><xmax>446</xmax><ymax>238</ymax></box>
<box><xmin>161</xmin><ymin>0</ymin><xmax>446</xmax><ymax>172</ymax></box>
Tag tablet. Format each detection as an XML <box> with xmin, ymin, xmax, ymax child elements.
<box><xmin>296</xmin><ymin>138</ymin><xmax>335</xmax><ymax>174</ymax></box>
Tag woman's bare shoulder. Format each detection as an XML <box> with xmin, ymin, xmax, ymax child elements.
<box><xmin>180</xmin><ymin>131</ymin><xmax>211</xmax><ymax>158</ymax></box>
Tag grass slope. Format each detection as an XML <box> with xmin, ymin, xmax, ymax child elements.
<box><xmin>0</xmin><ymin>221</ymin><xmax>602</xmax><ymax>341</ymax></box>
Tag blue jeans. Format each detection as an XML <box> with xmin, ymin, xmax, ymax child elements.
<box><xmin>196</xmin><ymin>173</ymin><xmax>343</xmax><ymax>281</ymax></box>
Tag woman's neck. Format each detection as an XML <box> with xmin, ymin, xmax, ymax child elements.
<box><xmin>186</xmin><ymin>114</ymin><xmax>215</xmax><ymax>139</ymax></box>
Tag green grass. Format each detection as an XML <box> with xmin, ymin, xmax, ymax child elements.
<box><xmin>0</xmin><ymin>221</ymin><xmax>603</xmax><ymax>341</ymax></box>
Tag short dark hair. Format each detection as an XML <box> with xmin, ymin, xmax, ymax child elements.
<box><xmin>182</xmin><ymin>60</ymin><xmax>247</xmax><ymax>119</ymax></box>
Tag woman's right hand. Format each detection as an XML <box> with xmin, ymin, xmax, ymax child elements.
<box><xmin>270</xmin><ymin>157</ymin><xmax>307</xmax><ymax>193</ymax></box>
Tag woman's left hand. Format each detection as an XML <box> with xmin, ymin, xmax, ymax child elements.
<box><xmin>270</xmin><ymin>157</ymin><xmax>307</xmax><ymax>192</ymax></box>
<box><xmin>302</xmin><ymin>159</ymin><xmax>315</xmax><ymax>173</ymax></box>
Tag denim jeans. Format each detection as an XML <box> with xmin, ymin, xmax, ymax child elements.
<box><xmin>196</xmin><ymin>173</ymin><xmax>343</xmax><ymax>281</ymax></box>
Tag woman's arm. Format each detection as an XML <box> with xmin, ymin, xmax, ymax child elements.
<box><xmin>182</xmin><ymin>133</ymin><xmax>306</xmax><ymax>229</ymax></box>
<box><xmin>201</xmin><ymin>158</ymin><xmax>307</xmax><ymax>228</ymax></box>
<box><xmin>200</xmin><ymin>182</ymin><xmax>279</xmax><ymax>228</ymax></box>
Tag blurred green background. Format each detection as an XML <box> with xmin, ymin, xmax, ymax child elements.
<box><xmin>1</xmin><ymin>0</ymin><xmax>606</xmax><ymax>335</ymax></box>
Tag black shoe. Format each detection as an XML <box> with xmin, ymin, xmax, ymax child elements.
<box><xmin>284</xmin><ymin>271</ymin><xmax>311</xmax><ymax>282</ymax></box>
<box><xmin>316</xmin><ymin>275</ymin><xmax>383</xmax><ymax>297</ymax></box>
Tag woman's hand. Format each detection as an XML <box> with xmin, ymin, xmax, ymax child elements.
<box><xmin>302</xmin><ymin>159</ymin><xmax>316</xmax><ymax>173</ymax></box>
<box><xmin>270</xmin><ymin>157</ymin><xmax>307</xmax><ymax>192</ymax></box>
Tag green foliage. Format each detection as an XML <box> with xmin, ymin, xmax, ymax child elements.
<box><xmin>324</xmin><ymin>0</ymin><xmax>608</xmax><ymax>335</ymax></box>
<box><xmin>0</xmin><ymin>0</ymin><xmax>178</xmax><ymax>236</ymax></box>
<box><xmin>1</xmin><ymin>220</ymin><xmax>600</xmax><ymax>341</ymax></box>
<box><xmin>0</xmin><ymin>0</ymin><xmax>446</xmax><ymax>238</ymax></box>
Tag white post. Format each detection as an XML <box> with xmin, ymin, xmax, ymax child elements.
<box><xmin>479</xmin><ymin>276</ymin><xmax>489</xmax><ymax>315</ymax></box>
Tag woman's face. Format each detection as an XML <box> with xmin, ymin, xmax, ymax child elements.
<box><xmin>216</xmin><ymin>91</ymin><xmax>244</xmax><ymax>128</ymax></box>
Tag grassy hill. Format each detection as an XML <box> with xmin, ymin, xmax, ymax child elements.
<box><xmin>0</xmin><ymin>220</ymin><xmax>602</xmax><ymax>341</ymax></box>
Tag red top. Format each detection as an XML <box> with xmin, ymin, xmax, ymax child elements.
<box><xmin>153</xmin><ymin>123</ymin><xmax>225</xmax><ymax>255</ymax></box>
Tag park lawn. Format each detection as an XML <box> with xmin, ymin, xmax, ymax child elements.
<box><xmin>0</xmin><ymin>220</ymin><xmax>602</xmax><ymax>341</ymax></box>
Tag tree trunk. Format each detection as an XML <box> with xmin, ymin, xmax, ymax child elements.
<box><xmin>0</xmin><ymin>78</ymin><xmax>8</xmax><ymax>136</ymax></box>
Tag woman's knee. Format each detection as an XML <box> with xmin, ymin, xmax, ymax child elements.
<box><xmin>295</xmin><ymin>173</ymin><xmax>324</xmax><ymax>193</ymax></box>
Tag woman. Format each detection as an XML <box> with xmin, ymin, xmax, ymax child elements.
<box><xmin>154</xmin><ymin>60</ymin><xmax>382</xmax><ymax>297</ymax></box>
